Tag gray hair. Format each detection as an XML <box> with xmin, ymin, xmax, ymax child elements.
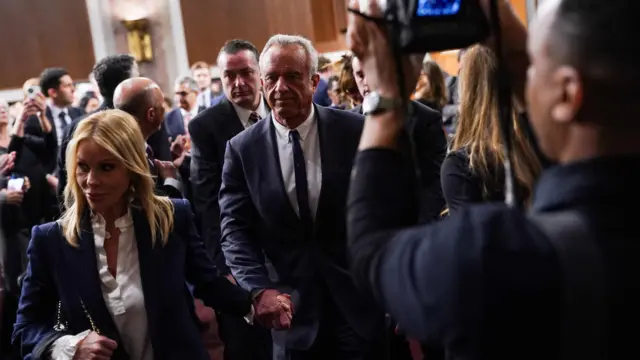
<box><xmin>174</xmin><ymin>76</ymin><xmax>199</xmax><ymax>93</ymax></box>
<box><xmin>259</xmin><ymin>34</ymin><xmax>319</xmax><ymax>77</ymax></box>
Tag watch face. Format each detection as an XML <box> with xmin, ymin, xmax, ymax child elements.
<box><xmin>363</xmin><ymin>92</ymin><xmax>380</xmax><ymax>114</ymax></box>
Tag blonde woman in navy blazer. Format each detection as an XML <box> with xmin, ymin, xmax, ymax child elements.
<box><xmin>13</xmin><ymin>109</ymin><xmax>252</xmax><ymax>360</ymax></box>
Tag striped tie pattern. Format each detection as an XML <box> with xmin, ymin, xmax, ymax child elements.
<box><xmin>248</xmin><ymin>111</ymin><xmax>260</xmax><ymax>126</ymax></box>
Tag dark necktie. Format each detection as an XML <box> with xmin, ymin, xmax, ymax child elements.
<box><xmin>248</xmin><ymin>112</ymin><xmax>260</xmax><ymax>126</ymax></box>
<box><xmin>289</xmin><ymin>130</ymin><xmax>313</xmax><ymax>231</ymax></box>
<box><xmin>146</xmin><ymin>145</ymin><xmax>158</xmax><ymax>177</ymax></box>
<box><xmin>58</xmin><ymin>111</ymin><xmax>68</xmax><ymax>127</ymax></box>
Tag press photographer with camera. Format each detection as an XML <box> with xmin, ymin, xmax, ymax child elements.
<box><xmin>347</xmin><ymin>0</ymin><xmax>640</xmax><ymax>358</ymax></box>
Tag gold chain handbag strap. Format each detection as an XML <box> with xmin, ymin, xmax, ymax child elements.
<box><xmin>52</xmin><ymin>221</ymin><xmax>100</xmax><ymax>335</ymax></box>
<box><xmin>54</xmin><ymin>299</ymin><xmax>100</xmax><ymax>334</ymax></box>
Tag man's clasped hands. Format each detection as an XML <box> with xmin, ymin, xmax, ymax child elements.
<box><xmin>253</xmin><ymin>289</ymin><xmax>294</xmax><ymax>329</ymax></box>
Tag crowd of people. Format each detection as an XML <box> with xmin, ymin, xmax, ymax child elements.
<box><xmin>1</xmin><ymin>0</ymin><xmax>635</xmax><ymax>358</ymax></box>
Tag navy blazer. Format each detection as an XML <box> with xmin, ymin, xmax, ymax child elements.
<box><xmin>164</xmin><ymin>107</ymin><xmax>205</xmax><ymax>139</ymax></box>
<box><xmin>13</xmin><ymin>199</ymin><xmax>251</xmax><ymax>360</ymax></box>
<box><xmin>219</xmin><ymin>105</ymin><xmax>383</xmax><ymax>349</ymax></box>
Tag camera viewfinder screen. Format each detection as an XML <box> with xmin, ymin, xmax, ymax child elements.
<box><xmin>416</xmin><ymin>0</ymin><xmax>462</xmax><ymax>16</ymax></box>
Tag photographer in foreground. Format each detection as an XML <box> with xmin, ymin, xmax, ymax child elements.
<box><xmin>347</xmin><ymin>0</ymin><xmax>639</xmax><ymax>358</ymax></box>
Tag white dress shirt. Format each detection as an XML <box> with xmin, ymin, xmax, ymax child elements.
<box><xmin>51</xmin><ymin>210</ymin><xmax>153</xmax><ymax>360</ymax></box>
<box><xmin>272</xmin><ymin>106</ymin><xmax>322</xmax><ymax>219</ymax></box>
<box><xmin>180</xmin><ymin>106</ymin><xmax>199</xmax><ymax>132</ymax></box>
<box><xmin>48</xmin><ymin>104</ymin><xmax>71</xmax><ymax>146</ymax></box>
<box><xmin>231</xmin><ymin>96</ymin><xmax>269</xmax><ymax>129</ymax></box>
<box><xmin>197</xmin><ymin>88</ymin><xmax>213</xmax><ymax>109</ymax></box>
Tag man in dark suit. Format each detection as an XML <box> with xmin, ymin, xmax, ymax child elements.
<box><xmin>220</xmin><ymin>34</ymin><xmax>385</xmax><ymax>360</ymax></box>
<box><xmin>164</xmin><ymin>76</ymin><xmax>205</xmax><ymax>140</ymax></box>
<box><xmin>190</xmin><ymin>39</ymin><xmax>271</xmax><ymax>360</ymax></box>
<box><xmin>351</xmin><ymin>56</ymin><xmax>447</xmax><ymax>223</ymax></box>
<box><xmin>24</xmin><ymin>68</ymin><xmax>84</xmax><ymax>174</ymax></box>
<box><xmin>56</xmin><ymin>55</ymin><xmax>140</xmax><ymax>204</ymax></box>
<box><xmin>113</xmin><ymin>77</ymin><xmax>183</xmax><ymax>199</ymax></box>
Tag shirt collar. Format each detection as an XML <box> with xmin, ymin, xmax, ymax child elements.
<box><xmin>198</xmin><ymin>89</ymin><xmax>211</xmax><ymax>104</ymax></box>
<box><xmin>532</xmin><ymin>155</ymin><xmax>640</xmax><ymax>212</ymax></box>
<box><xmin>90</xmin><ymin>207</ymin><xmax>134</xmax><ymax>231</ymax></box>
<box><xmin>181</xmin><ymin>105</ymin><xmax>199</xmax><ymax>119</ymax></box>
<box><xmin>231</xmin><ymin>95</ymin><xmax>269</xmax><ymax>126</ymax></box>
<box><xmin>48</xmin><ymin>103</ymin><xmax>68</xmax><ymax>119</ymax></box>
<box><xmin>272</xmin><ymin>105</ymin><xmax>315</xmax><ymax>142</ymax></box>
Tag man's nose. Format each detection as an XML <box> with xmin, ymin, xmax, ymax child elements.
<box><xmin>274</xmin><ymin>77</ymin><xmax>288</xmax><ymax>92</ymax></box>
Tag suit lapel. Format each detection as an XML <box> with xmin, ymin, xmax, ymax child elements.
<box><xmin>61</xmin><ymin>212</ymin><xmax>123</xmax><ymax>344</ymax></box>
<box><xmin>220</xmin><ymin>98</ymin><xmax>245</xmax><ymax>135</ymax></box>
<box><xmin>131</xmin><ymin>206</ymin><xmax>160</xmax><ymax>346</ymax></box>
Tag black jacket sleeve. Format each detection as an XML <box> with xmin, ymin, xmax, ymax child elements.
<box><xmin>188</xmin><ymin>116</ymin><xmax>229</xmax><ymax>273</ymax></box>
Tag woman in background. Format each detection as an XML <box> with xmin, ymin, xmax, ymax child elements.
<box><xmin>441</xmin><ymin>45</ymin><xmax>541</xmax><ymax>213</ymax></box>
<box><xmin>335</xmin><ymin>53</ymin><xmax>363</xmax><ymax>109</ymax></box>
<box><xmin>79</xmin><ymin>91</ymin><xmax>100</xmax><ymax>114</ymax></box>
<box><xmin>13</xmin><ymin>110</ymin><xmax>257</xmax><ymax>360</ymax></box>
<box><xmin>414</xmin><ymin>60</ymin><xmax>448</xmax><ymax>113</ymax></box>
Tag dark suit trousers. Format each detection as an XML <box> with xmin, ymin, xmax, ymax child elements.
<box><xmin>288</xmin><ymin>290</ymin><xmax>387</xmax><ymax>360</ymax></box>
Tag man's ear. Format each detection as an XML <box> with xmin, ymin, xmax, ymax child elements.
<box><xmin>551</xmin><ymin>66</ymin><xmax>583</xmax><ymax>124</ymax></box>
<box><xmin>47</xmin><ymin>88</ymin><xmax>57</xmax><ymax>98</ymax></box>
<box><xmin>147</xmin><ymin>107</ymin><xmax>155</xmax><ymax>122</ymax></box>
<box><xmin>311</xmin><ymin>74</ymin><xmax>320</xmax><ymax>92</ymax></box>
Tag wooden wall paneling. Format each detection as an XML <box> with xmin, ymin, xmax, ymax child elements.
<box><xmin>333</xmin><ymin>0</ymin><xmax>348</xmax><ymax>33</ymax></box>
<box><xmin>0</xmin><ymin>0</ymin><xmax>95</xmax><ymax>90</ymax></box>
<box><xmin>181</xmin><ymin>0</ymin><xmax>319</xmax><ymax>66</ymax></box>
<box><xmin>264</xmin><ymin>0</ymin><xmax>314</xmax><ymax>39</ymax></box>
<box><xmin>181</xmin><ymin>0</ymin><xmax>268</xmax><ymax>66</ymax></box>
<box><xmin>308</xmin><ymin>0</ymin><xmax>348</xmax><ymax>53</ymax></box>
<box><xmin>310</xmin><ymin>0</ymin><xmax>337</xmax><ymax>43</ymax></box>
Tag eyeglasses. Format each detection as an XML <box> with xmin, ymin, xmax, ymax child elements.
<box><xmin>175</xmin><ymin>91</ymin><xmax>194</xmax><ymax>97</ymax></box>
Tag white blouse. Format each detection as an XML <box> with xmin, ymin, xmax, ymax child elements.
<box><xmin>51</xmin><ymin>210</ymin><xmax>153</xmax><ymax>360</ymax></box>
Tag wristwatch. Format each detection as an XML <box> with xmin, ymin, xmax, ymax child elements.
<box><xmin>362</xmin><ymin>91</ymin><xmax>402</xmax><ymax>116</ymax></box>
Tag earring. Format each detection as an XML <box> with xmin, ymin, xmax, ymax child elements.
<box><xmin>128</xmin><ymin>184</ymin><xmax>136</xmax><ymax>202</ymax></box>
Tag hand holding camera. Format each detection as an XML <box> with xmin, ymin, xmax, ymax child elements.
<box><xmin>347</xmin><ymin>0</ymin><xmax>523</xmax><ymax>101</ymax></box>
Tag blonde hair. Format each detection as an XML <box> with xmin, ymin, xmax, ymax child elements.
<box><xmin>60</xmin><ymin>109</ymin><xmax>174</xmax><ymax>246</ymax></box>
<box><xmin>452</xmin><ymin>45</ymin><xmax>541</xmax><ymax>203</ymax></box>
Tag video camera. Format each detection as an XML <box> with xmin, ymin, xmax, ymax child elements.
<box><xmin>358</xmin><ymin>0</ymin><xmax>491</xmax><ymax>53</ymax></box>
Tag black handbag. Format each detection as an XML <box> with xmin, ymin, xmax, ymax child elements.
<box><xmin>31</xmin><ymin>299</ymin><xmax>101</xmax><ymax>359</ymax></box>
